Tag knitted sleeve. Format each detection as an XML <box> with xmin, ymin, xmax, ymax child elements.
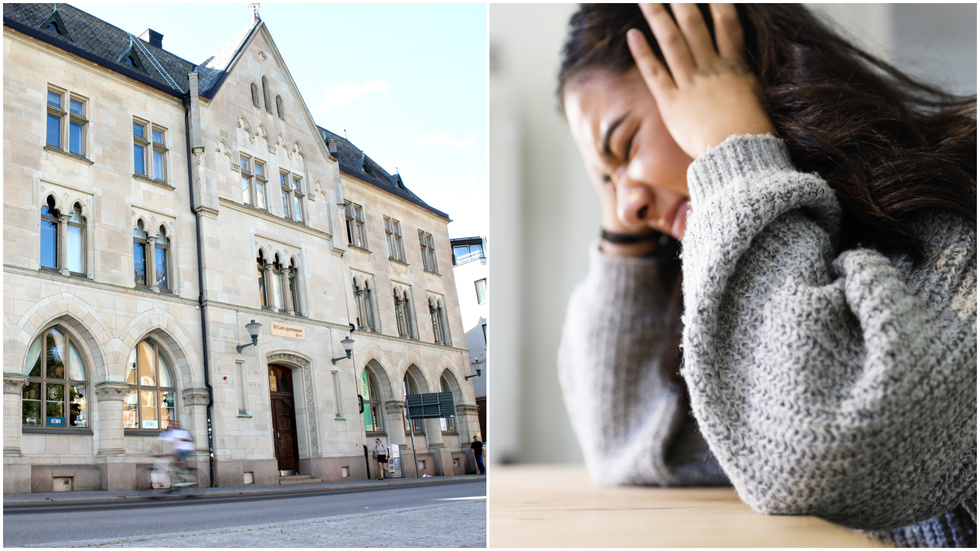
<box><xmin>681</xmin><ymin>134</ymin><xmax>977</xmax><ymax>531</ymax></box>
<box><xmin>557</xmin><ymin>242</ymin><xmax>728</xmax><ymax>487</ymax></box>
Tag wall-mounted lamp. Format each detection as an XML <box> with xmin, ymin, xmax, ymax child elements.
<box><xmin>331</xmin><ymin>335</ymin><xmax>355</xmax><ymax>364</ymax></box>
<box><xmin>465</xmin><ymin>358</ymin><xmax>483</xmax><ymax>380</ymax></box>
<box><xmin>235</xmin><ymin>320</ymin><xmax>262</xmax><ymax>353</ymax></box>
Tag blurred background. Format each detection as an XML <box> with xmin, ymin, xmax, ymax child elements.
<box><xmin>487</xmin><ymin>3</ymin><xmax>977</xmax><ymax>466</ymax></box>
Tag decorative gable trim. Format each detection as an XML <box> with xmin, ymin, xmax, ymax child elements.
<box><xmin>117</xmin><ymin>38</ymin><xmax>146</xmax><ymax>72</ymax></box>
<box><xmin>38</xmin><ymin>6</ymin><xmax>72</xmax><ymax>42</ymax></box>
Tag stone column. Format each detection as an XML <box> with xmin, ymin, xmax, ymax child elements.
<box><xmin>95</xmin><ymin>382</ymin><xmax>129</xmax><ymax>456</ymax></box>
<box><xmin>4</xmin><ymin>375</ymin><xmax>31</xmax><ymax>493</ymax></box>
<box><xmin>182</xmin><ymin>388</ymin><xmax>210</xmax><ymax>486</ymax></box>
<box><xmin>58</xmin><ymin>213</ymin><xmax>70</xmax><ymax>276</ymax></box>
<box><xmin>385</xmin><ymin>400</ymin><xmax>417</xmax><ymax>478</ymax></box>
<box><xmin>94</xmin><ymin>382</ymin><xmax>131</xmax><ymax>491</ymax></box>
<box><xmin>423</xmin><ymin>418</ymin><xmax>454</xmax><ymax>476</ymax></box>
<box><xmin>3</xmin><ymin>375</ymin><xmax>27</xmax><ymax>456</ymax></box>
<box><xmin>262</xmin><ymin>262</ymin><xmax>276</xmax><ymax>311</ymax></box>
<box><xmin>456</xmin><ymin>404</ymin><xmax>481</xmax><ymax>473</ymax></box>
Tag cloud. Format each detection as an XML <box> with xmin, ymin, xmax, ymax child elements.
<box><xmin>317</xmin><ymin>80</ymin><xmax>388</xmax><ymax>111</ymax></box>
<box><xmin>416</xmin><ymin>132</ymin><xmax>478</xmax><ymax>150</ymax></box>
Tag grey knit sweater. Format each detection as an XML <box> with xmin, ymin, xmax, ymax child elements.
<box><xmin>558</xmin><ymin>135</ymin><xmax>977</xmax><ymax>547</ymax></box>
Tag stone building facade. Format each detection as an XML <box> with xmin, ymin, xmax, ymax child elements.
<box><xmin>2</xmin><ymin>3</ymin><xmax>479</xmax><ymax>493</ymax></box>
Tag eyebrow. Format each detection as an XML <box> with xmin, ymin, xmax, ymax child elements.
<box><xmin>600</xmin><ymin>113</ymin><xmax>629</xmax><ymax>163</ymax></box>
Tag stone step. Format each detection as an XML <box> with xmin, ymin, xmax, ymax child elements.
<box><xmin>278</xmin><ymin>474</ymin><xmax>322</xmax><ymax>485</ymax></box>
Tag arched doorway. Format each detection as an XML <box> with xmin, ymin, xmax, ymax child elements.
<box><xmin>269</xmin><ymin>364</ymin><xmax>299</xmax><ymax>474</ymax></box>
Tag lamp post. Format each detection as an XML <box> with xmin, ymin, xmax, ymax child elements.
<box><xmin>235</xmin><ymin>320</ymin><xmax>262</xmax><ymax>353</ymax></box>
<box><xmin>465</xmin><ymin>358</ymin><xmax>483</xmax><ymax>380</ymax></box>
<box><xmin>331</xmin><ymin>335</ymin><xmax>355</xmax><ymax>364</ymax></box>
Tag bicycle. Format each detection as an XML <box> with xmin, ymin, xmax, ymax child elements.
<box><xmin>150</xmin><ymin>454</ymin><xmax>197</xmax><ymax>494</ymax></box>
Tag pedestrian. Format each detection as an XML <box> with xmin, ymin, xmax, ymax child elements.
<box><xmin>373</xmin><ymin>438</ymin><xmax>390</xmax><ymax>480</ymax></box>
<box><xmin>556</xmin><ymin>3</ymin><xmax>975</xmax><ymax>549</ymax></box>
<box><xmin>470</xmin><ymin>436</ymin><xmax>485</xmax><ymax>475</ymax></box>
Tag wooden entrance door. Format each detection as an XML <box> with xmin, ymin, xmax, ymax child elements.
<box><xmin>269</xmin><ymin>364</ymin><xmax>300</xmax><ymax>474</ymax></box>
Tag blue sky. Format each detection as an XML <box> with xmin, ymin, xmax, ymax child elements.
<box><xmin>74</xmin><ymin>2</ymin><xmax>488</xmax><ymax>239</ymax></box>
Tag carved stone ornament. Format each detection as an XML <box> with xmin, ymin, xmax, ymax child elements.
<box><xmin>94</xmin><ymin>382</ymin><xmax>131</xmax><ymax>401</ymax></box>
<box><xmin>267</xmin><ymin>352</ymin><xmax>309</xmax><ymax>367</ymax></box>
<box><xmin>385</xmin><ymin>400</ymin><xmax>406</xmax><ymax>414</ymax></box>
<box><xmin>182</xmin><ymin>388</ymin><xmax>210</xmax><ymax>406</ymax></box>
<box><xmin>3</xmin><ymin>375</ymin><xmax>28</xmax><ymax>395</ymax></box>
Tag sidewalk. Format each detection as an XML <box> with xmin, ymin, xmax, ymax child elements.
<box><xmin>3</xmin><ymin>473</ymin><xmax>486</xmax><ymax>508</ymax></box>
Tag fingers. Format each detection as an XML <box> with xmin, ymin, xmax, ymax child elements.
<box><xmin>669</xmin><ymin>3</ymin><xmax>717</xmax><ymax>68</ymax></box>
<box><xmin>638</xmin><ymin>3</ymin><xmax>695</xmax><ymax>82</ymax></box>
<box><xmin>627</xmin><ymin>28</ymin><xmax>673</xmax><ymax>98</ymax></box>
<box><xmin>710</xmin><ymin>4</ymin><xmax>745</xmax><ymax>63</ymax></box>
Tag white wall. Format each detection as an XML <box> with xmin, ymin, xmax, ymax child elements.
<box><xmin>488</xmin><ymin>3</ymin><xmax>976</xmax><ymax>465</ymax></box>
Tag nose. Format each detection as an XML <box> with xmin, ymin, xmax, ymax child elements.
<box><xmin>616</xmin><ymin>181</ymin><xmax>656</xmax><ymax>227</ymax></box>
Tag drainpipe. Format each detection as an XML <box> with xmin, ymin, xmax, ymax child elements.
<box><xmin>183</xmin><ymin>73</ymin><xmax>216</xmax><ymax>487</ymax></box>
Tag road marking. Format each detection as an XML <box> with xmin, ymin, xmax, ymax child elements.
<box><xmin>436</xmin><ymin>496</ymin><xmax>486</xmax><ymax>501</ymax></box>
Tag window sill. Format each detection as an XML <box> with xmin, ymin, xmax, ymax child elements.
<box><xmin>44</xmin><ymin>146</ymin><xmax>94</xmax><ymax>165</ymax></box>
<box><xmin>124</xmin><ymin>429</ymin><xmax>166</xmax><ymax>436</ymax></box>
<box><xmin>23</xmin><ymin>427</ymin><xmax>93</xmax><ymax>435</ymax></box>
<box><xmin>348</xmin><ymin>245</ymin><xmax>371</xmax><ymax>254</ymax></box>
<box><xmin>389</xmin><ymin>258</ymin><xmax>409</xmax><ymax>266</ymax></box>
<box><xmin>423</xmin><ymin>269</ymin><xmax>441</xmax><ymax>276</ymax></box>
<box><xmin>132</xmin><ymin>173</ymin><xmax>173</xmax><ymax>189</ymax></box>
<box><xmin>237</xmin><ymin>412</ymin><xmax>252</xmax><ymax>418</ymax></box>
<box><xmin>334</xmin><ymin>415</ymin><xmax>345</xmax><ymax>420</ymax></box>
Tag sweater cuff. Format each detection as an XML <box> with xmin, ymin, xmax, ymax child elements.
<box><xmin>686</xmin><ymin>134</ymin><xmax>795</xmax><ymax>207</ymax></box>
<box><xmin>586</xmin><ymin>239</ymin><xmax>673</xmax><ymax>310</ymax></box>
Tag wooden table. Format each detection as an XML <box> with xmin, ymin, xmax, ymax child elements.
<box><xmin>488</xmin><ymin>465</ymin><xmax>887</xmax><ymax>548</ymax></box>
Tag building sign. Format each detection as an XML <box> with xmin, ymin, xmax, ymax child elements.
<box><xmin>406</xmin><ymin>392</ymin><xmax>456</xmax><ymax>419</ymax></box>
<box><xmin>271</xmin><ymin>322</ymin><xmax>305</xmax><ymax>339</ymax></box>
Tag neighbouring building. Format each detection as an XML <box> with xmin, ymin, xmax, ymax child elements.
<box><xmin>3</xmin><ymin>2</ymin><xmax>480</xmax><ymax>493</ymax></box>
<box><xmin>451</xmin><ymin>237</ymin><xmax>487</xmax><ymax>440</ymax></box>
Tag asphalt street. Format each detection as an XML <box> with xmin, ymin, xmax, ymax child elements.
<box><xmin>4</xmin><ymin>477</ymin><xmax>486</xmax><ymax>548</ymax></box>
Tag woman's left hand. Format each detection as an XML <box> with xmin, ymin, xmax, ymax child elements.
<box><xmin>627</xmin><ymin>3</ymin><xmax>776</xmax><ymax>158</ymax></box>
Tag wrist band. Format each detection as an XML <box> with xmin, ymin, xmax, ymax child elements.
<box><xmin>600</xmin><ymin>228</ymin><xmax>662</xmax><ymax>244</ymax></box>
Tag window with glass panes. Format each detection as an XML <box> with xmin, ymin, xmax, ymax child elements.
<box><xmin>394</xmin><ymin>288</ymin><xmax>416</xmax><ymax>339</ymax></box>
<box><xmin>47</xmin><ymin>87</ymin><xmax>87</xmax><ymax>157</ymax></box>
<box><xmin>384</xmin><ymin>216</ymin><xmax>406</xmax><ymax>262</ymax></box>
<box><xmin>23</xmin><ymin>327</ymin><xmax>89</xmax><ymax>428</ymax></box>
<box><xmin>439</xmin><ymin>373</ymin><xmax>457</xmax><ymax>432</ymax></box>
<box><xmin>123</xmin><ymin>339</ymin><xmax>177</xmax><ymax>430</ymax></box>
<box><xmin>40</xmin><ymin>196</ymin><xmax>86</xmax><ymax>275</ymax></box>
<box><xmin>133</xmin><ymin>121</ymin><xmax>167</xmax><ymax>182</ymax></box>
<box><xmin>240</xmin><ymin>155</ymin><xmax>266</xmax><ymax>209</ymax></box>
<box><xmin>257</xmin><ymin>251</ymin><xmax>270</xmax><ymax>308</ymax></box>
<box><xmin>354</xmin><ymin>278</ymin><xmax>378</xmax><ymax>331</ymax></box>
<box><xmin>453</xmin><ymin>242</ymin><xmax>485</xmax><ymax>264</ymax></box>
<box><xmin>419</xmin><ymin>231</ymin><xmax>438</xmax><ymax>273</ymax></box>
<box><xmin>344</xmin><ymin>201</ymin><xmax>367</xmax><ymax>248</ymax></box>
<box><xmin>404</xmin><ymin>371</ymin><xmax>424</xmax><ymax>432</ymax></box>
<box><xmin>475</xmin><ymin>278</ymin><xmax>488</xmax><ymax>304</ymax></box>
<box><xmin>133</xmin><ymin>221</ymin><xmax>149</xmax><ymax>286</ymax></box>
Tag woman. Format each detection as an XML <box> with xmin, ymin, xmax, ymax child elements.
<box><xmin>374</xmin><ymin>438</ymin><xmax>390</xmax><ymax>480</ymax></box>
<box><xmin>556</xmin><ymin>4</ymin><xmax>976</xmax><ymax>547</ymax></box>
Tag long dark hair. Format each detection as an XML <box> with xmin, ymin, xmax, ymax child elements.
<box><xmin>558</xmin><ymin>4</ymin><xmax>977</xmax><ymax>261</ymax></box>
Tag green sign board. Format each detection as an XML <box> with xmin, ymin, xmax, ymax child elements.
<box><xmin>405</xmin><ymin>392</ymin><xmax>455</xmax><ymax>419</ymax></box>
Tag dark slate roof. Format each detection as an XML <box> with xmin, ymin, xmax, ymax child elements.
<box><xmin>318</xmin><ymin>127</ymin><xmax>449</xmax><ymax>220</ymax></box>
<box><xmin>3</xmin><ymin>3</ymin><xmax>198</xmax><ymax>95</ymax></box>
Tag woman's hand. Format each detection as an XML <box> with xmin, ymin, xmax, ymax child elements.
<box><xmin>627</xmin><ymin>3</ymin><xmax>775</xmax><ymax>158</ymax></box>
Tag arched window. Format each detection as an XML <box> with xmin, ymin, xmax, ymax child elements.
<box><xmin>261</xmin><ymin>76</ymin><xmax>271</xmax><ymax>113</ymax></box>
<box><xmin>23</xmin><ymin>326</ymin><xmax>89</xmax><ymax>428</ymax></box>
<box><xmin>439</xmin><ymin>372</ymin><xmax>457</xmax><ymax>433</ymax></box>
<box><xmin>361</xmin><ymin>367</ymin><xmax>384</xmax><ymax>434</ymax></box>
<box><xmin>288</xmin><ymin>258</ymin><xmax>300</xmax><ymax>314</ymax></box>
<box><xmin>133</xmin><ymin>220</ymin><xmax>148</xmax><ymax>286</ymax></box>
<box><xmin>275</xmin><ymin>95</ymin><xmax>284</xmax><ymax>119</ymax></box>
<box><xmin>40</xmin><ymin>196</ymin><xmax>60</xmax><ymax>270</ymax></box>
<box><xmin>123</xmin><ymin>339</ymin><xmax>176</xmax><ymax>430</ymax></box>
<box><xmin>354</xmin><ymin>278</ymin><xmax>378</xmax><ymax>331</ymax></box>
<box><xmin>155</xmin><ymin>226</ymin><xmax>169</xmax><ymax>291</ymax></box>
<box><xmin>251</xmin><ymin>83</ymin><xmax>260</xmax><ymax>107</ymax></box>
<box><xmin>257</xmin><ymin>251</ymin><xmax>269</xmax><ymax>309</ymax></box>
<box><xmin>394</xmin><ymin>288</ymin><xmax>416</xmax><ymax>339</ymax></box>
<box><xmin>66</xmin><ymin>203</ymin><xmax>85</xmax><ymax>274</ymax></box>
<box><xmin>272</xmin><ymin>255</ymin><xmax>286</xmax><ymax>311</ymax></box>
<box><xmin>404</xmin><ymin>369</ymin><xmax>425</xmax><ymax>433</ymax></box>
<box><xmin>429</xmin><ymin>298</ymin><xmax>450</xmax><ymax>345</ymax></box>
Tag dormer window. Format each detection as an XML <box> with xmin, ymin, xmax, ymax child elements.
<box><xmin>118</xmin><ymin>40</ymin><xmax>145</xmax><ymax>72</ymax></box>
<box><xmin>39</xmin><ymin>7</ymin><xmax>72</xmax><ymax>41</ymax></box>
